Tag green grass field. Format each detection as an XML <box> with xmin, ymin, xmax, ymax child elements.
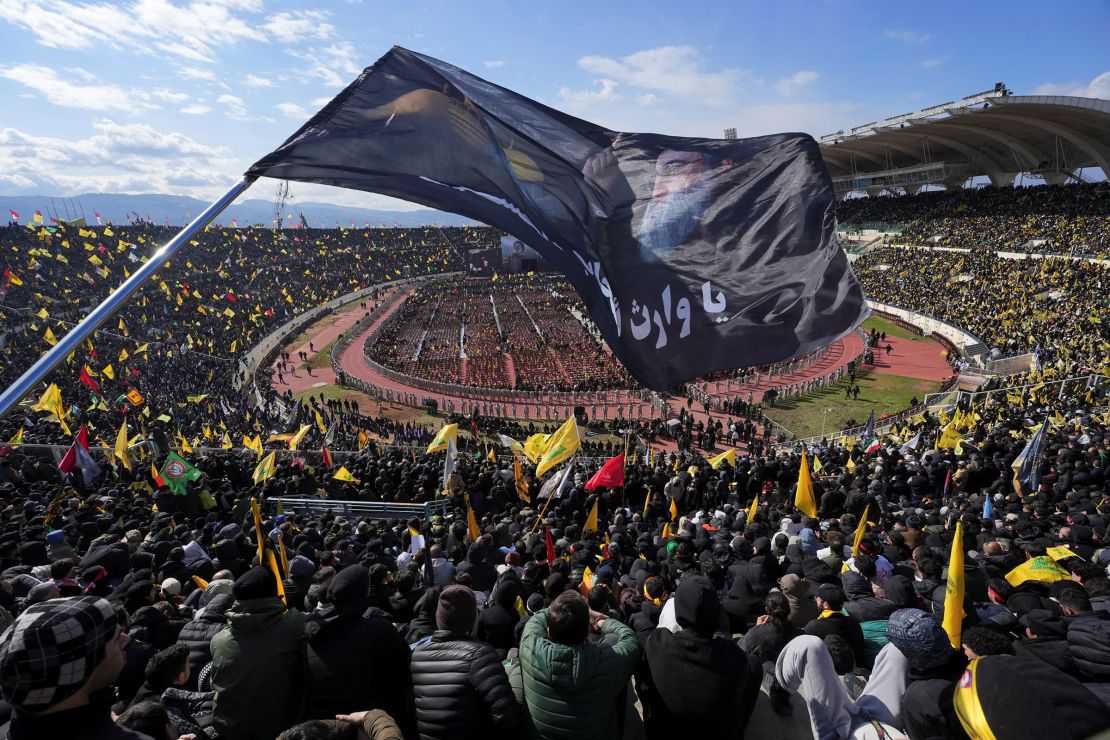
<box><xmin>293</xmin><ymin>384</ymin><xmax>360</xmax><ymax>404</ymax></box>
<box><xmin>307</xmin><ymin>339</ymin><xmax>338</xmax><ymax>369</ymax></box>
<box><xmin>764</xmin><ymin>370</ymin><xmax>940</xmax><ymax>440</ymax></box>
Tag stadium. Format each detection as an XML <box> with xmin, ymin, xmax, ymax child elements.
<box><xmin>1</xmin><ymin>41</ymin><xmax>1109</xmax><ymax>740</ymax></box>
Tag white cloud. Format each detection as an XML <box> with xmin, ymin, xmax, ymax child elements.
<box><xmin>244</xmin><ymin>74</ymin><xmax>272</xmax><ymax>88</ymax></box>
<box><xmin>483</xmin><ymin>60</ymin><xmax>505</xmax><ymax>69</ymax></box>
<box><xmin>0</xmin><ymin>118</ymin><xmax>232</xmax><ymax>197</ymax></box>
<box><xmin>310</xmin><ymin>96</ymin><xmax>334</xmax><ymax>106</ymax></box>
<box><xmin>774</xmin><ymin>70</ymin><xmax>818</xmax><ymax>96</ymax></box>
<box><xmin>180</xmin><ymin>67</ymin><xmax>216</xmax><ymax>81</ymax></box>
<box><xmin>216</xmin><ymin>93</ymin><xmax>250</xmax><ymax>119</ymax></box>
<box><xmin>883</xmin><ymin>30</ymin><xmax>932</xmax><ymax>45</ymax></box>
<box><xmin>0</xmin><ymin>0</ymin><xmax>267</xmax><ymax>63</ymax></box>
<box><xmin>152</xmin><ymin>88</ymin><xmax>190</xmax><ymax>103</ymax></box>
<box><xmin>179</xmin><ymin>103</ymin><xmax>211</xmax><ymax>115</ymax></box>
<box><xmin>577</xmin><ymin>46</ymin><xmax>744</xmax><ymax>105</ymax></box>
<box><xmin>638</xmin><ymin>93</ymin><xmax>661</xmax><ymax>107</ymax></box>
<box><xmin>1033</xmin><ymin>70</ymin><xmax>1110</xmax><ymax>99</ymax></box>
<box><xmin>558</xmin><ymin>79</ymin><xmax>619</xmax><ymax>108</ymax></box>
<box><xmin>919</xmin><ymin>57</ymin><xmax>947</xmax><ymax>69</ymax></box>
<box><xmin>0</xmin><ymin>64</ymin><xmax>156</xmax><ymax>112</ymax></box>
<box><xmin>276</xmin><ymin>102</ymin><xmax>309</xmax><ymax>119</ymax></box>
<box><xmin>287</xmin><ymin>42</ymin><xmax>363</xmax><ymax>87</ymax></box>
<box><xmin>262</xmin><ymin>9</ymin><xmax>333</xmax><ymax>43</ymax></box>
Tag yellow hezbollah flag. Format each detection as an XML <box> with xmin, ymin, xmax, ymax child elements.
<box><xmin>937</xmin><ymin>420</ymin><xmax>963</xmax><ymax>450</ymax></box>
<box><xmin>114</xmin><ymin>421</ymin><xmax>132</xmax><ymax>471</ymax></box>
<box><xmin>746</xmin><ymin>494</ymin><xmax>759</xmax><ymax>525</ymax></box>
<box><xmin>536</xmin><ymin>416</ymin><xmax>580</xmax><ymax>478</ymax></box>
<box><xmin>333</xmin><ymin>466</ymin><xmax>359</xmax><ymax>484</ymax></box>
<box><xmin>1005</xmin><ymin>556</ymin><xmax>1070</xmax><ymax>586</ymax></box>
<box><xmin>852</xmin><ymin>504</ymin><xmax>870</xmax><ymax>557</ymax></box>
<box><xmin>795</xmin><ymin>450</ymin><xmax>817</xmax><ymax>518</ymax></box>
<box><xmin>942</xmin><ymin>521</ymin><xmax>966</xmax><ymax>649</ymax></box>
<box><xmin>514</xmin><ymin>455</ymin><xmax>530</xmax><ymax>503</ymax></box>
<box><xmin>466</xmin><ymin>498</ymin><xmax>481</xmax><ymax>541</ymax></box>
<box><xmin>252</xmin><ymin>451</ymin><xmax>277</xmax><ymax>484</ymax></box>
<box><xmin>523</xmin><ymin>433</ymin><xmax>549</xmax><ymax>463</ymax></box>
<box><xmin>43</xmin><ymin>326</ymin><xmax>58</xmax><ymax>346</ymax></box>
<box><xmin>102</xmin><ymin>364</ymin><xmax>115</xmax><ymax>380</ymax></box>
<box><xmin>708</xmin><ymin>448</ymin><xmax>737</xmax><ymax>469</ymax></box>
<box><xmin>427</xmin><ymin>423</ymin><xmax>458</xmax><ymax>454</ymax></box>
<box><xmin>583</xmin><ymin>498</ymin><xmax>599</xmax><ymax>533</ymax></box>
<box><xmin>487</xmin><ymin>447</ymin><xmax>497</xmax><ymax>463</ymax></box>
<box><xmin>244</xmin><ymin>435</ymin><xmax>263</xmax><ymax>459</ymax></box>
<box><xmin>288</xmin><ymin>424</ymin><xmax>311</xmax><ymax>450</ymax></box>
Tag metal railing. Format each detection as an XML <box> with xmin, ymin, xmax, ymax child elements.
<box><xmin>266</xmin><ymin>497</ymin><xmax>451</xmax><ymax>521</ymax></box>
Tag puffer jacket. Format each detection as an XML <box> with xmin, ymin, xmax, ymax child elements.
<box><xmin>409</xmin><ymin>630</ymin><xmax>520</xmax><ymax>740</ymax></box>
<box><xmin>209</xmin><ymin>597</ymin><xmax>306</xmax><ymax>740</ymax></box>
<box><xmin>519</xmin><ymin>609</ymin><xmax>640</xmax><ymax>739</ymax></box>
<box><xmin>177</xmin><ymin>593</ymin><xmax>234</xmax><ymax>690</ymax></box>
<box><xmin>1065</xmin><ymin>611</ymin><xmax>1110</xmax><ymax>681</ymax></box>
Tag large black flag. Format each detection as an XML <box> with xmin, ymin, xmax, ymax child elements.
<box><xmin>248</xmin><ymin>46</ymin><xmax>868</xmax><ymax>390</ymax></box>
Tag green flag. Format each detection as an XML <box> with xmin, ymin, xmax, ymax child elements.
<box><xmin>159</xmin><ymin>452</ymin><xmax>202</xmax><ymax>495</ymax></box>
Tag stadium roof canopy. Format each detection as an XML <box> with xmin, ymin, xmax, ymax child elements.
<box><xmin>818</xmin><ymin>85</ymin><xmax>1110</xmax><ymax>198</ymax></box>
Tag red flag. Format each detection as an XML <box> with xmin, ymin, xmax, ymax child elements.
<box><xmin>79</xmin><ymin>366</ymin><xmax>101</xmax><ymax>394</ymax></box>
<box><xmin>545</xmin><ymin>526</ymin><xmax>556</xmax><ymax>563</ymax></box>
<box><xmin>75</xmin><ymin>425</ymin><xmax>89</xmax><ymax>451</ymax></box>
<box><xmin>584</xmin><ymin>454</ymin><xmax>624</xmax><ymax>491</ymax></box>
<box><xmin>58</xmin><ymin>443</ymin><xmax>77</xmax><ymax>475</ymax></box>
<box><xmin>8</xmin><ymin>210</ymin><xmax>17</xmax><ymax>220</ymax></box>
<box><xmin>321</xmin><ymin>445</ymin><xmax>333</xmax><ymax>469</ymax></box>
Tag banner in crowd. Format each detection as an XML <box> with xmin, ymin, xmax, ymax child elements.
<box><xmin>248</xmin><ymin>46</ymin><xmax>869</xmax><ymax>389</ymax></box>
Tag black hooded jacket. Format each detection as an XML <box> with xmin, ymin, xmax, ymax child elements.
<box><xmin>177</xmin><ymin>593</ymin><xmax>234</xmax><ymax>690</ymax></box>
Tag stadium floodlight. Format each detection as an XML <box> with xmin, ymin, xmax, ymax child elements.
<box><xmin>0</xmin><ymin>177</ymin><xmax>256</xmax><ymax>420</ymax></box>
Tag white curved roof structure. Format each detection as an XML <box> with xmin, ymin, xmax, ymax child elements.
<box><xmin>818</xmin><ymin>86</ymin><xmax>1110</xmax><ymax>197</ymax></box>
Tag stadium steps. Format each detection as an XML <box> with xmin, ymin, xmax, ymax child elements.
<box><xmin>503</xmin><ymin>353</ymin><xmax>517</xmax><ymax>388</ymax></box>
<box><xmin>963</xmin><ymin>342</ymin><xmax>989</xmax><ymax>358</ymax></box>
<box><xmin>460</xmin><ymin>357</ymin><xmax>469</xmax><ymax>384</ymax></box>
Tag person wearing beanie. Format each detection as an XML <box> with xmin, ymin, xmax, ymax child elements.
<box><xmin>0</xmin><ymin>595</ymin><xmax>146</xmax><ymax>739</ymax></box>
<box><xmin>409</xmin><ymin>584</ymin><xmax>519</xmax><ymax>740</ymax></box>
<box><xmin>885</xmin><ymin>608</ymin><xmax>968</xmax><ymax>740</ymax></box>
<box><xmin>638</xmin><ymin>575</ymin><xmax>762</xmax><ymax>739</ymax></box>
<box><xmin>305</xmin><ymin>565</ymin><xmax>416</xmax><ymax>738</ymax></box>
<box><xmin>804</xmin><ymin>583</ymin><xmax>867</xmax><ymax>668</ymax></box>
<box><xmin>210</xmin><ymin>567</ymin><xmax>307</xmax><ymax>740</ymax></box>
<box><xmin>519</xmin><ymin>590</ymin><xmax>641</xmax><ymax>739</ymax></box>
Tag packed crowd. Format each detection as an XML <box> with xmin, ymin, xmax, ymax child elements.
<box><xmin>0</xmin><ymin>365</ymin><xmax>1107</xmax><ymax>739</ymax></box>
<box><xmin>836</xmin><ymin>182</ymin><xmax>1110</xmax><ymax>255</ymax></box>
<box><xmin>367</xmin><ymin>274</ymin><xmax>637</xmax><ymax>392</ymax></box>
<box><xmin>854</xmin><ymin>246</ymin><xmax>1110</xmax><ymax>366</ymax></box>
<box><xmin>0</xmin><ymin>223</ymin><xmax>475</xmax><ymax>450</ymax></box>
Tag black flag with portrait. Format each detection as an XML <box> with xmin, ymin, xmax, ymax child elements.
<box><xmin>248</xmin><ymin>46</ymin><xmax>868</xmax><ymax>390</ymax></box>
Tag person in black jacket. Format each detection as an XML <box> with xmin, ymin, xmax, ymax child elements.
<box><xmin>476</xmin><ymin>576</ymin><xmax>521</xmax><ymax>658</ymax></box>
<box><xmin>455</xmin><ymin>543</ymin><xmax>497</xmax><ymax>595</ymax></box>
<box><xmin>1012</xmin><ymin>609</ymin><xmax>1073</xmax><ymax>675</ymax></box>
<box><xmin>638</xmin><ymin>575</ymin><xmax>761</xmax><ymax>739</ymax></box>
<box><xmin>804</xmin><ymin>583</ymin><xmax>867</xmax><ymax>667</ymax></box>
<box><xmin>176</xmin><ymin>592</ymin><xmax>234</xmax><ymax>690</ymax></box>
<box><xmin>305</xmin><ymin>565</ymin><xmax>416</xmax><ymax>736</ymax></box>
<box><xmin>409</xmin><ymin>584</ymin><xmax>519</xmax><ymax>740</ymax></box>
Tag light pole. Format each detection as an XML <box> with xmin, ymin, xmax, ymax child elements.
<box><xmin>820</xmin><ymin>408</ymin><xmax>834</xmax><ymax>439</ymax></box>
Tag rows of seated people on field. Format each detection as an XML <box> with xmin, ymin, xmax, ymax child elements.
<box><xmin>836</xmin><ymin>182</ymin><xmax>1110</xmax><ymax>255</ymax></box>
<box><xmin>0</xmin><ymin>223</ymin><xmax>469</xmax><ymax>450</ymax></box>
<box><xmin>854</xmin><ymin>246</ymin><xmax>1110</xmax><ymax>369</ymax></box>
<box><xmin>0</xmin><ymin>367</ymin><xmax>1107</xmax><ymax>740</ymax></box>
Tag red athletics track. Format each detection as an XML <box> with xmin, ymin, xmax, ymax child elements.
<box><xmin>867</xmin><ymin>330</ymin><xmax>954</xmax><ymax>382</ymax></box>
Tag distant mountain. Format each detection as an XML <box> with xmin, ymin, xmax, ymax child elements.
<box><xmin>1</xmin><ymin>193</ymin><xmax>481</xmax><ymax>228</ymax></box>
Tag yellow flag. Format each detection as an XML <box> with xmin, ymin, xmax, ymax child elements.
<box><xmin>357</xmin><ymin>430</ymin><xmax>369</xmax><ymax>450</ymax></box>
<box><xmin>708</xmin><ymin>448</ymin><xmax>736</xmax><ymax>469</ymax></box>
<box><xmin>114</xmin><ymin>421</ymin><xmax>132</xmax><ymax>471</ymax></box>
<box><xmin>536</xmin><ymin>416</ymin><xmax>580</xmax><ymax>478</ymax></box>
<box><xmin>252</xmin><ymin>451</ymin><xmax>277</xmax><ymax>484</ymax></box>
<box><xmin>333</xmin><ymin>466</ymin><xmax>360</xmax><ymax>484</ymax></box>
<box><xmin>795</xmin><ymin>450</ymin><xmax>817</xmax><ymax>518</ymax></box>
<box><xmin>852</xmin><ymin>504</ymin><xmax>870</xmax><ymax>557</ymax></box>
<box><xmin>466</xmin><ymin>498</ymin><xmax>481</xmax><ymax>541</ymax></box>
<box><xmin>102</xmin><ymin>364</ymin><xmax>115</xmax><ymax>380</ymax></box>
<box><xmin>669</xmin><ymin>497</ymin><xmax>679</xmax><ymax>521</ymax></box>
<box><xmin>220</xmin><ymin>432</ymin><xmax>232</xmax><ymax>449</ymax></box>
<box><xmin>314</xmin><ymin>410</ymin><xmax>327</xmax><ymax>433</ymax></box>
<box><xmin>36</xmin><ymin>307</ymin><xmax>48</xmax><ymax>319</ymax></box>
<box><xmin>32</xmin><ymin>383</ymin><xmax>64</xmax><ymax>418</ymax></box>
<box><xmin>513</xmin><ymin>455</ymin><xmax>530</xmax><ymax>503</ymax></box>
<box><xmin>813</xmin><ymin>456</ymin><xmax>824</xmax><ymax>475</ymax></box>
<box><xmin>426</xmin><ymin>423</ymin><xmax>458</xmax><ymax>454</ymax></box>
<box><xmin>6</xmin><ymin>428</ymin><xmax>23</xmax><ymax>446</ymax></box>
<box><xmin>937</xmin><ymin>420</ymin><xmax>963</xmax><ymax>450</ymax></box>
<box><xmin>942</xmin><ymin>521</ymin><xmax>965</xmax><ymax>649</ymax></box>
<box><xmin>523</xmin><ymin>433</ymin><xmax>549</xmax><ymax>463</ymax></box>
<box><xmin>118</xmin><ymin>348</ymin><xmax>129</xmax><ymax>362</ymax></box>
<box><xmin>746</xmin><ymin>494</ymin><xmax>759</xmax><ymax>525</ymax></box>
<box><xmin>583</xmin><ymin>498</ymin><xmax>599</xmax><ymax>532</ymax></box>
<box><xmin>1005</xmin><ymin>556</ymin><xmax>1071</xmax><ymax>586</ymax></box>
<box><xmin>846</xmin><ymin>456</ymin><xmax>856</xmax><ymax>472</ymax></box>
<box><xmin>43</xmin><ymin>326</ymin><xmax>57</xmax><ymax>346</ymax></box>
<box><xmin>288</xmin><ymin>424</ymin><xmax>311</xmax><ymax>450</ymax></box>
<box><xmin>244</xmin><ymin>435</ymin><xmax>263</xmax><ymax>459</ymax></box>
<box><xmin>487</xmin><ymin>447</ymin><xmax>497</xmax><ymax>463</ymax></box>
<box><xmin>178</xmin><ymin>431</ymin><xmax>193</xmax><ymax>454</ymax></box>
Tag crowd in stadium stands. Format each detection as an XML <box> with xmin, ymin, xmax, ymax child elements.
<box><xmin>854</xmin><ymin>246</ymin><xmax>1110</xmax><ymax>368</ymax></box>
<box><xmin>368</xmin><ymin>274</ymin><xmax>639</xmax><ymax>392</ymax></box>
<box><xmin>0</xmin><ymin>354</ymin><xmax>1106</xmax><ymax>739</ymax></box>
<box><xmin>836</xmin><ymin>182</ymin><xmax>1110</xmax><ymax>256</ymax></box>
<box><xmin>0</xmin><ymin>222</ymin><xmax>470</xmax><ymax>452</ymax></box>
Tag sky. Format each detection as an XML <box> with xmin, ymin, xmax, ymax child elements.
<box><xmin>0</xmin><ymin>0</ymin><xmax>1107</xmax><ymax>212</ymax></box>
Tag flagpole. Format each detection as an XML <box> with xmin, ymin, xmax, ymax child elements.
<box><xmin>0</xmin><ymin>177</ymin><xmax>255</xmax><ymax>420</ymax></box>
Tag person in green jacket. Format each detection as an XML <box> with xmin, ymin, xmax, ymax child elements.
<box><xmin>519</xmin><ymin>590</ymin><xmax>641</xmax><ymax>740</ymax></box>
<box><xmin>210</xmin><ymin>567</ymin><xmax>307</xmax><ymax>740</ymax></box>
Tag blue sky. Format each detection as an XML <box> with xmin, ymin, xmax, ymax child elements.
<box><xmin>1</xmin><ymin>0</ymin><xmax>1107</xmax><ymax>210</ymax></box>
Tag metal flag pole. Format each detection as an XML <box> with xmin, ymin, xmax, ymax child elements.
<box><xmin>0</xmin><ymin>176</ymin><xmax>256</xmax><ymax>421</ymax></box>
